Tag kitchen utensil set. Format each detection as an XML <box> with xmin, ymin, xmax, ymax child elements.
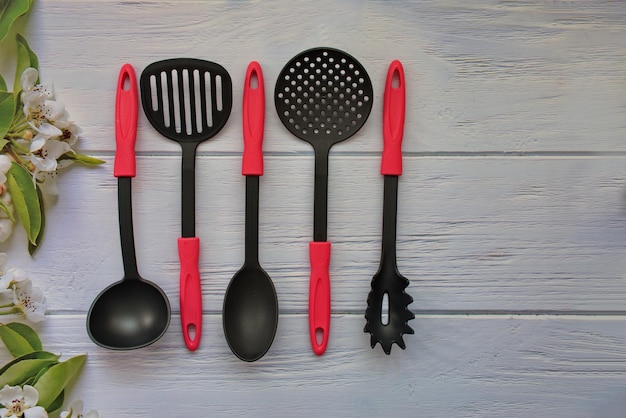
<box><xmin>87</xmin><ymin>49</ymin><xmax>413</xmax><ymax>360</ymax></box>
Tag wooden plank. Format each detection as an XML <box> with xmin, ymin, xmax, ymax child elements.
<box><xmin>2</xmin><ymin>155</ymin><xmax>625</xmax><ymax>313</ymax></box>
<box><xmin>0</xmin><ymin>0</ymin><xmax>621</xmax><ymax>153</ymax></box>
<box><xmin>2</xmin><ymin>314</ymin><xmax>624</xmax><ymax>417</ymax></box>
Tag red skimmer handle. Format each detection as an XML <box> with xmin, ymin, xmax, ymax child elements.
<box><xmin>381</xmin><ymin>60</ymin><xmax>405</xmax><ymax>176</ymax></box>
<box><xmin>114</xmin><ymin>64</ymin><xmax>138</xmax><ymax>178</ymax></box>
<box><xmin>242</xmin><ymin>61</ymin><xmax>265</xmax><ymax>176</ymax></box>
<box><xmin>309</xmin><ymin>241</ymin><xmax>331</xmax><ymax>355</ymax></box>
<box><xmin>179</xmin><ymin>237</ymin><xmax>202</xmax><ymax>351</ymax></box>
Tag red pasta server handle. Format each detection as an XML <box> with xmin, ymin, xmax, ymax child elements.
<box><xmin>381</xmin><ymin>60</ymin><xmax>405</xmax><ymax>176</ymax></box>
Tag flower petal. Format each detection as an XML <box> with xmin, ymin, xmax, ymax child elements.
<box><xmin>35</xmin><ymin>122</ymin><xmax>63</xmax><ymax>139</ymax></box>
<box><xmin>24</xmin><ymin>405</ymin><xmax>49</xmax><ymax>418</ymax></box>
<box><xmin>21</xmin><ymin>68</ymin><xmax>39</xmax><ymax>91</ymax></box>
<box><xmin>22</xmin><ymin>385</ymin><xmax>39</xmax><ymax>407</ymax></box>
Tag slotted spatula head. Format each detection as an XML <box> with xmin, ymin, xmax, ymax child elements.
<box><xmin>140</xmin><ymin>58</ymin><xmax>232</xmax><ymax>143</ymax></box>
<box><xmin>275</xmin><ymin>47</ymin><xmax>373</xmax><ymax>148</ymax></box>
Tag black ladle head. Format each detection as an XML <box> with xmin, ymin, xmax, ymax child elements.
<box><xmin>223</xmin><ymin>265</ymin><xmax>278</xmax><ymax>362</ymax></box>
<box><xmin>87</xmin><ymin>277</ymin><xmax>171</xmax><ymax>350</ymax></box>
<box><xmin>275</xmin><ymin>47</ymin><xmax>373</xmax><ymax>148</ymax></box>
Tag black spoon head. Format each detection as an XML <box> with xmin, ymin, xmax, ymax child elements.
<box><xmin>140</xmin><ymin>58</ymin><xmax>233</xmax><ymax>144</ymax></box>
<box><xmin>364</xmin><ymin>264</ymin><xmax>414</xmax><ymax>355</ymax></box>
<box><xmin>87</xmin><ymin>278</ymin><xmax>171</xmax><ymax>350</ymax></box>
<box><xmin>274</xmin><ymin>47</ymin><xmax>373</xmax><ymax>149</ymax></box>
<box><xmin>223</xmin><ymin>265</ymin><xmax>278</xmax><ymax>362</ymax></box>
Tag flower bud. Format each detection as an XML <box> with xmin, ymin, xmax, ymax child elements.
<box><xmin>22</xmin><ymin>130</ymin><xmax>34</xmax><ymax>141</ymax></box>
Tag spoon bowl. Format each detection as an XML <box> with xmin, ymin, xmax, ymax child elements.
<box><xmin>223</xmin><ymin>264</ymin><xmax>278</xmax><ymax>361</ymax></box>
<box><xmin>88</xmin><ymin>277</ymin><xmax>170</xmax><ymax>350</ymax></box>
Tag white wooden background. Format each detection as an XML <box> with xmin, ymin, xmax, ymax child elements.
<box><xmin>1</xmin><ymin>1</ymin><xmax>626</xmax><ymax>416</ymax></box>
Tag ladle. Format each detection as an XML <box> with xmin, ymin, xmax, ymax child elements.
<box><xmin>223</xmin><ymin>62</ymin><xmax>278</xmax><ymax>361</ymax></box>
<box><xmin>87</xmin><ymin>64</ymin><xmax>171</xmax><ymax>350</ymax></box>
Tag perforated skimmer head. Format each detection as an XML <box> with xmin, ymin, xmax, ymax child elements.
<box><xmin>275</xmin><ymin>47</ymin><xmax>373</xmax><ymax>147</ymax></box>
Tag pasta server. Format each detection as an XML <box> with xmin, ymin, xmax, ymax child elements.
<box><xmin>364</xmin><ymin>60</ymin><xmax>414</xmax><ymax>354</ymax></box>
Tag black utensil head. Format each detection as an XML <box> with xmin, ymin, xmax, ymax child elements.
<box><xmin>140</xmin><ymin>58</ymin><xmax>232</xmax><ymax>143</ymax></box>
<box><xmin>364</xmin><ymin>265</ymin><xmax>414</xmax><ymax>355</ymax></box>
<box><xmin>275</xmin><ymin>47</ymin><xmax>373</xmax><ymax>148</ymax></box>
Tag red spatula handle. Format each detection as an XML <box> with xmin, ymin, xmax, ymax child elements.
<box><xmin>114</xmin><ymin>64</ymin><xmax>138</xmax><ymax>178</ymax></box>
<box><xmin>309</xmin><ymin>241</ymin><xmax>331</xmax><ymax>355</ymax></box>
<box><xmin>242</xmin><ymin>61</ymin><xmax>265</xmax><ymax>176</ymax></box>
<box><xmin>381</xmin><ymin>60</ymin><xmax>405</xmax><ymax>176</ymax></box>
<box><xmin>178</xmin><ymin>237</ymin><xmax>202</xmax><ymax>351</ymax></box>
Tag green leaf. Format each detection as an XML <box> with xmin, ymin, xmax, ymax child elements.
<box><xmin>0</xmin><ymin>91</ymin><xmax>15</xmax><ymax>140</ymax></box>
<box><xmin>63</xmin><ymin>152</ymin><xmax>106</xmax><ymax>165</ymax></box>
<box><xmin>0</xmin><ymin>196</ymin><xmax>14</xmax><ymax>221</ymax></box>
<box><xmin>0</xmin><ymin>323</ymin><xmax>36</xmax><ymax>357</ymax></box>
<box><xmin>13</xmin><ymin>33</ymin><xmax>38</xmax><ymax>98</ymax></box>
<box><xmin>6</xmin><ymin>322</ymin><xmax>42</xmax><ymax>350</ymax></box>
<box><xmin>0</xmin><ymin>350</ymin><xmax>59</xmax><ymax>375</ymax></box>
<box><xmin>0</xmin><ymin>357</ymin><xmax>59</xmax><ymax>386</ymax></box>
<box><xmin>28</xmin><ymin>184</ymin><xmax>45</xmax><ymax>255</ymax></box>
<box><xmin>0</xmin><ymin>0</ymin><xmax>31</xmax><ymax>43</ymax></box>
<box><xmin>6</xmin><ymin>162</ymin><xmax>42</xmax><ymax>245</ymax></box>
<box><xmin>0</xmin><ymin>72</ymin><xmax>7</xmax><ymax>91</ymax></box>
<box><xmin>47</xmin><ymin>390</ymin><xmax>64</xmax><ymax>413</ymax></box>
<box><xmin>34</xmin><ymin>354</ymin><xmax>86</xmax><ymax>411</ymax></box>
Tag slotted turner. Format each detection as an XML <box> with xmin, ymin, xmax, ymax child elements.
<box><xmin>140</xmin><ymin>58</ymin><xmax>233</xmax><ymax>351</ymax></box>
<box><xmin>275</xmin><ymin>47</ymin><xmax>373</xmax><ymax>355</ymax></box>
<box><xmin>364</xmin><ymin>60</ymin><xmax>414</xmax><ymax>354</ymax></box>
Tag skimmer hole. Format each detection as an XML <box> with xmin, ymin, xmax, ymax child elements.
<box><xmin>149</xmin><ymin>75</ymin><xmax>158</xmax><ymax>112</ymax></box>
<box><xmin>182</xmin><ymin>69</ymin><xmax>192</xmax><ymax>135</ymax></box>
<box><xmin>216</xmin><ymin>75</ymin><xmax>223</xmax><ymax>111</ymax></box>
<box><xmin>193</xmin><ymin>69</ymin><xmax>203</xmax><ymax>133</ymax></box>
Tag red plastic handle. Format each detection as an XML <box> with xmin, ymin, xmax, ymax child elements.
<box><xmin>114</xmin><ymin>64</ymin><xmax>138</xmax><ymax>178</ymax></box>
<box><xmin>242</xmin><ymin>61</ymin><xmax>265</xmax><ymax>176</ymax></box>
<box><xmin>309</xmin><ymin>241</ymin><xmax>331</xmax><ymax>355</ymax></box>
<box><xmin>381</xmin><ymin>60</ymin><xmax>405</xmax><ymax>176</ymax></box>
<box><xmin>178</xmin><ymin>237</ymin><xmax>202</xmax><ymax>351</ymax></box>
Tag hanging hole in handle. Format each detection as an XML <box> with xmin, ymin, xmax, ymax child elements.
<box><xmin>392</xmin><ymin>70</ymin><xmax>400</xmax><ymax>89</ymax></box>
<box><xmin>249</xmin><ymin>71</ymin><xmax>259</xmax><ymax>89</ymax></box>
<box><xmin>187</xmin><ymin>323</ymin><xmax>197</xmax><ymax>342</ymax></box>
<box><xmin>315</xmin><ymin>327</ymin><xmax>324</xmax><ymax>346</ymax></box>
<box><xmin>381</xmin><ymin>292</ymin><xmax>389</xmax><ymax>325</ymax></box>
<box><xmin>122</xmin><ymin>73</ymin><xmax>131</xmax><ymax>91</ymax></box>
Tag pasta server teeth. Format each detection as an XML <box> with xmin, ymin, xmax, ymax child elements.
<box><xmin>364</xmin><ymin>60</ymin><xmax>414</xmax><ymax>355</ymax></box>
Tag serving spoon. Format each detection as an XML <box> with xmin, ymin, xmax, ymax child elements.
<box><xmin>87</xmin><ymin>64</ymin><xmax>171</xmax><ymax>350</ymax></box>
<box><xmin>222</xmin><ymin>62</ymin><xmax>278</xmax><ymax>361</ymax></box>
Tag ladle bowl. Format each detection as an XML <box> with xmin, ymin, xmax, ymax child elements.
<box><xmin>87</xmin><ymin>277</ymin><xmax>170</xmax><ymax>350</ymax></box>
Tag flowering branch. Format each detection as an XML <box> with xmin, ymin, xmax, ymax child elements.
<box><xmin>0</xmin><ymin>35</ymin><xmax>104</xmax><ymax>254</ymax></box>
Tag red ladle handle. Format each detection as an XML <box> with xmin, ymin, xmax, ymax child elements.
<box><xmin>381</xmin><ymin>60</ymin><xmax>405</xmax><ymax>176</ymax></box>
<box><xmin>179</xmin><ymin>237</ymin><xmax>201</xmax><ymax>351</ymax></box>
<box><xmin>309</xmin><ymin>241</ymin><xmax>331</xmax><ymax>355</ymax></box>
<box><xmin>114</xmin><ymin>64</ymin><xmax>138</xmax><ymax>178</ymax></box>
<box><xmin>242</xmin><ymin>61</ymin><xmax>265</xmax><ymax>175</ymax></box>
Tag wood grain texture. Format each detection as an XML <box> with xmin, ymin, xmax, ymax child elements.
<box><xmin>2</xmin><ymin>315</ymin><xmax>626</xmax><ymax>417</ymax></box>
<box><xmin>0</xmin><ymin>0</ymin><xmax>625</xmax><ymax>416</ymax></box>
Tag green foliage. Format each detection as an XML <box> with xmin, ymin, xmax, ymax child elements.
<box><xmin>0</xmin><ymin>0</ymin><xmax>32</xmax><ymax>43</ymax></box>
<box><xmin>0</xmin><ymin>323</ymin><xmax>86</xmax><ymax>412</ymax></box>
<box><xmin>6</xmin><ymin>162</ymin><xmax>43</xmax><ymax>246</ymax></box>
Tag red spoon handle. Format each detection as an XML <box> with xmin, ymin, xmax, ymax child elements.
<box><xmin>178</xmin><ymin>237</ymin><xmax>202</xmax><ymax>351</ymax></box>
<box><xmin>242</xmin><ymin>61</ymin><xmax>265</xmax><ymax>176</ymax></box>
<box><xmin>114</xmin><ymin>64</ymin><xmax>138</xmax><ymax>178</ymax></box>
<box><xmin>309</xmin><ymin>241</ymin><xmax>331</xmax><ymax>355</ymax></box>
<box><xmin>381</xmin><ymin>60</ymin><xmax>405</xmax><ymax>176</ymax></box>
